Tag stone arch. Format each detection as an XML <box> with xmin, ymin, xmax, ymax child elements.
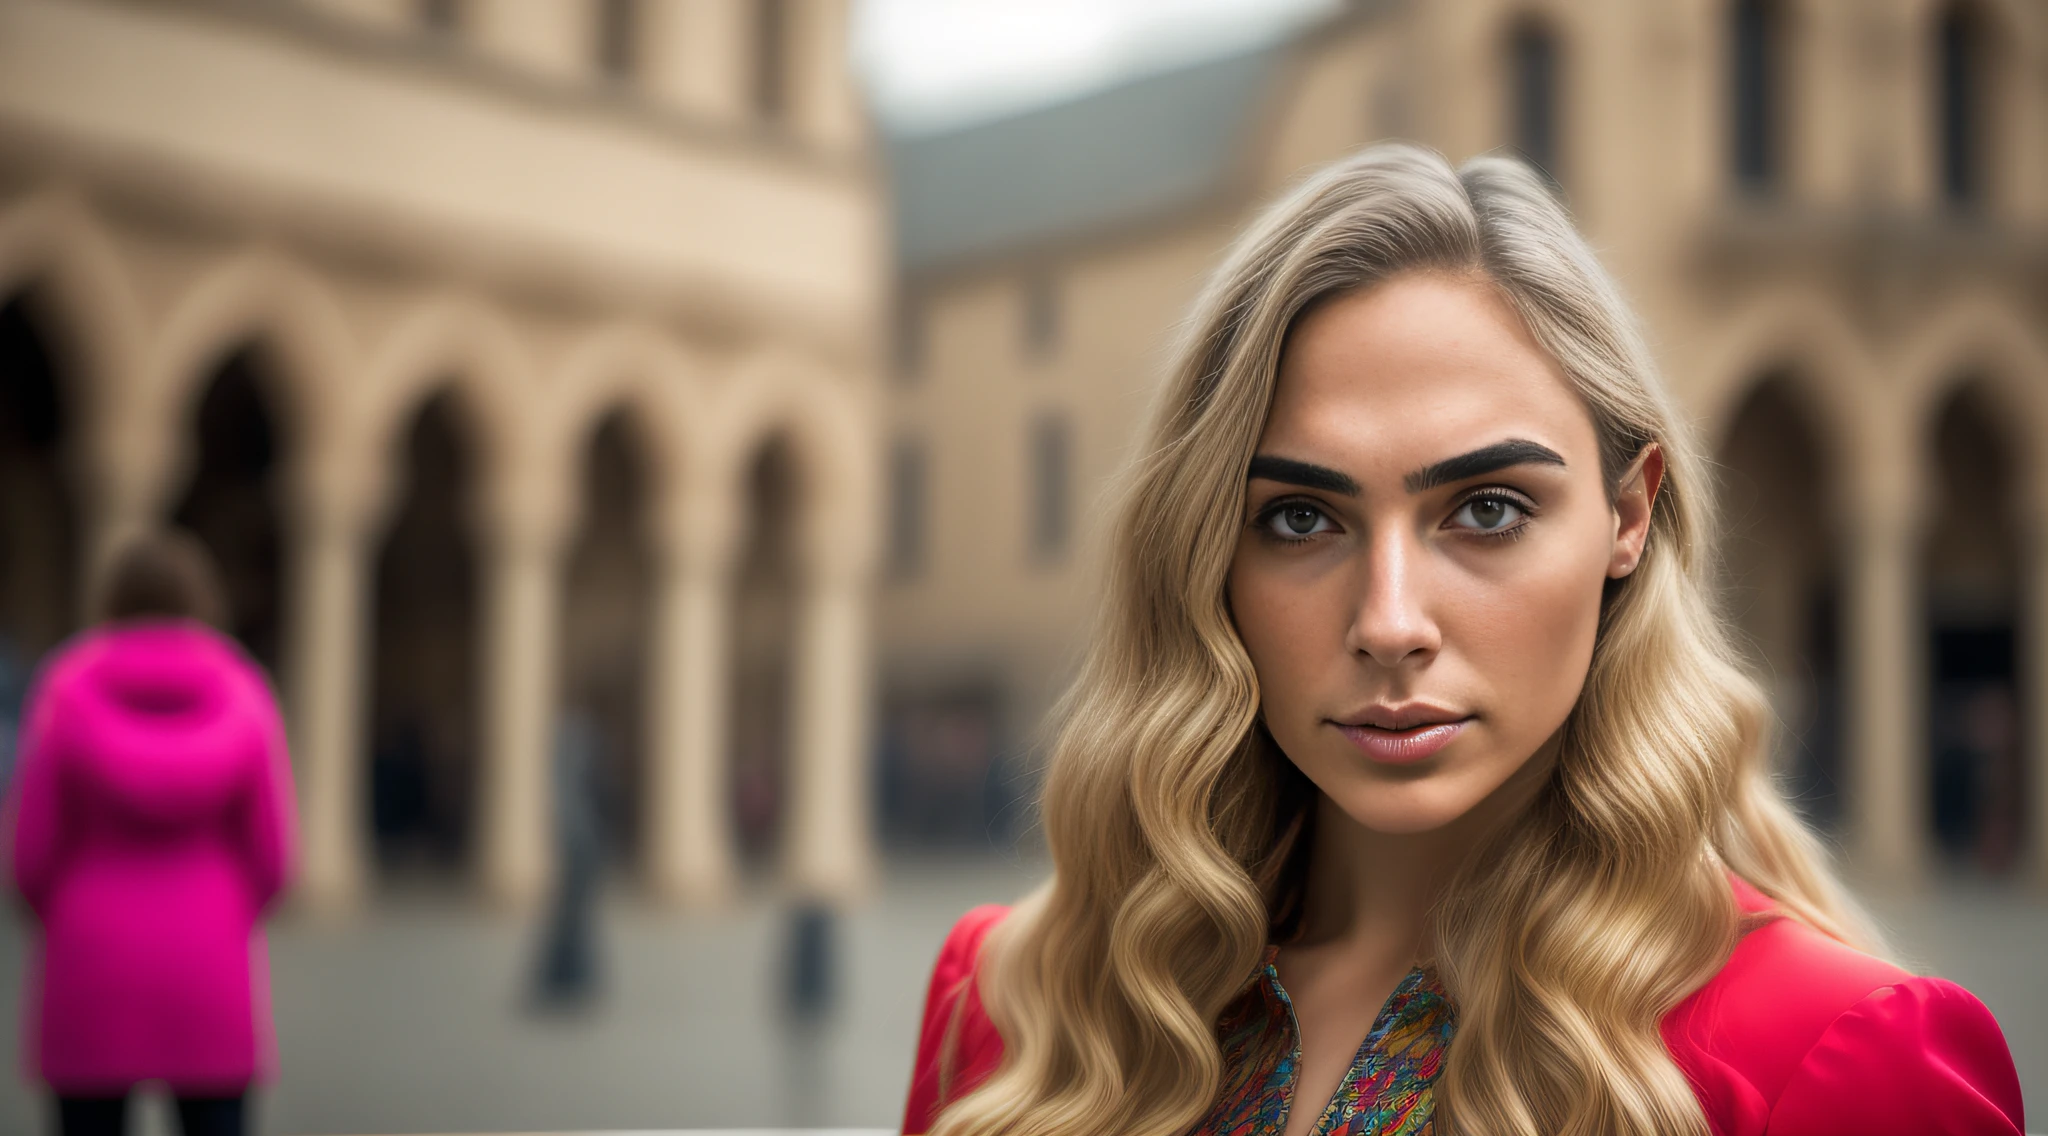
<box><xmin>141</xmin><ymin>250</ymin><xmax>353</xmax><ymax>675</ymax></box>
<box><xmin>1714</xmin><ymin>371</ymin><xmax>1847</xmax><ymax>825</ymax></box>
<box><xmin>545</xmin><ymin>322</ymin><xmax>701</xmax><ymax>508</ymax></box>
<box><xmin>700</xmin><ymin>346</ymin><xmax>876</xmax><ymax>871</ymax></box>
<box><xmin>548</xmin><ymin>324</ymin><xmax>702</xmax><ymax>874</ymax></box>
<box><xmin>0</xmin><ymin>194</ymin><xmax>140</xmax><ymax>640</ymax></box>
<box><xmin>0</xmin><ymin>192</ymin><xmax>143</xmax><ymax>419</ymax></box>
<box><xmin>1694</xmin><ymin>288</ymin><xmax>1874</xmax><ymax>515</ymax></box>
<box><xmin>1896</xmin><ymin>295</ymin><xmax>2048</xmax><ymax>502</ymax></box>
<box><xmin>709</xmin><ymin>347</ymin><xmax>878</xmax><ymax>580</ymax></box>
<box><xmin>1918</xmin><ymin>381</ymin><xmax>2028</xmax><ymax>872</ymax></box>
<box><xmin>559</xmin><ymin>409</ymin><xmax>660</xmax><ymax>870</ymax></box>
<box><xmin>147</xmin><ymin>247</ymin><xmax>353</xmax><ymax>452</ymax></box>
<box><xmin>357</xmin><ymin>294</ymin><xmax>531</xmax><ymax>483</ymax></box>
<box><xmin>1893</xmin><ymin>297</ymin><xmax>2044</xmax><ymax>876</ymax></box>
<box><xmin>349</xmin><ymin>297</ymin><xmax>536</xmax><ymax>887</ymax></box>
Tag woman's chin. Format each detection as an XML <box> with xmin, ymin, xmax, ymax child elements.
<box><xmin>1322</xmin><ymin>763</ymin><xmax>1526</xmax><ymax>838</ymax></box>
<box><xmin>1328</xmin><ymin>788</ymin><xmax>1485</xmax><ymax>837</ymax></box>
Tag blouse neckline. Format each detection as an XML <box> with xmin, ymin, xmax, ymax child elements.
<box><xmin>1201</xmin><ymin>948</ymin><xmax>1456</xmax><ymax>1135</ymax></box>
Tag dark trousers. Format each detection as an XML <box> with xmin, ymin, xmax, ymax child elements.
<box><xmin>54</xmin><ymin>1093</ymin><xmax>246</xmax><ymax>1136</ymax></box>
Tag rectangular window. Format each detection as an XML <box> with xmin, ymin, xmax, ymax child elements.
<box><xmin>888</xmin><ymin>435</ymin><xmax>926</xmax><ymax>580</ymax></box>
<box><xmin>1938</xmin><ymin>7</ymin><xmax>1984</xmax><ymax>207</ymax></box>
<box><xmin>419</xmin><ymin>0</ymin><xmax>459</xmax><ymax>34</ymax></box>
<box><xmin>755</xmin><ymin>0</ymin><xmax>789</xmax><ymax>122</ymax></box>
<box><xmin>596</xmin><ymin>0</ymin><xmax>637</xmax><ymax>82</ymax></box>
<box><xmin>1730</xmin><ymin>0</ymin><xmax>1780</xmax><ymax>192</ymax></box>
<box><xmin>1023</xmin><ymin>274</ymin><xmax>1059</xmax><ymax>362</ymax></box>
<box><xmin>1030</xmin><ymin>414</ymin><xmax>1070</xmax><ymax>564</ymax></box>
<box><xmin>895</xmin><ymin>295</ymin><xmax>925</xmax><ymax>384</ymax></box>
<box><xmin>1508</xmin><ymin>22</ymin><xmax>1561</xmax><ymax>188</ymax></box>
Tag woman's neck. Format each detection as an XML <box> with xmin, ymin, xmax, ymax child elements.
<box><xmin>1294</xmin><ymin>736</ymin><xmax>1557</xmax><ymax>963</ymax></box>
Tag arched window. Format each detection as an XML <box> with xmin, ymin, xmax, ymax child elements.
<box><xmin>1936</xmin><ymin>3</ymin><xmax>1989</xmax><ymax>208</ymax></box>
<box><xmin>1507</xmin><ymin>19</ymin><xmax>1561</xmax><ymax>184</ymax></box>
<box><xmin>1730</xmin><ymin>0</ymin><xmax>1784</xmax><ymax>193</ymax></box>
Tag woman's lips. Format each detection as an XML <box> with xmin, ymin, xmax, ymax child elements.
<box><xmin>1334</xmin><ymin>718</ymin><xmax>1471</xmax><ymax>764</ymax></box>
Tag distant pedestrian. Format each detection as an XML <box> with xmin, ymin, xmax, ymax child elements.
<box><xmin>3</xmin><ymin>530</ymin><xmax>297</xmax><ymax>1136</ymax></box>
<box><xmin>530</xmin><ymin>707</ymin><xmax>606</xmax><ymax>1011</ymax></box>
<box><xmin>779</xmin><ymin>899</ymin><xmax>838</xmax><ymax>1127</ymax></box>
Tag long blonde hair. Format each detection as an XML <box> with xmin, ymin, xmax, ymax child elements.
<box><xmin>930</xmin><ymin>143</ymin><xmax>1878</xmax><ymax>1136</ymax></box>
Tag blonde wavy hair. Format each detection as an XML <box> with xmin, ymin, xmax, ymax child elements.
<box><xmin>927</xmin><ymin>143</ymin><xmax>1881</xmax><ymax>1136</ymax></box>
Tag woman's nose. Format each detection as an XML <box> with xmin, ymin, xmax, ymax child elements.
<box><xmin>1343</xmin><ymin>528</ymin><xmax>1441</xmax><ymax>668</ymax></box>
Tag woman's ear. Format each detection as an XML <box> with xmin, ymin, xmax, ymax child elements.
<box><xmin>1608</xmin><ymin>444</ymin><xmax>1664</xmax><ymax>579</ymax></box>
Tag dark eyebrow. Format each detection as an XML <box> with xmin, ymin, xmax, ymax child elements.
<box><xmin>1246</xmin><ymin>455</ymin><xmax>1359</xmax><ymax>495</ymax></box>
<box><xmin>1404</xmin><ymin>439</ymin><xmax>1566</xmax><ymax>492</ymax></box>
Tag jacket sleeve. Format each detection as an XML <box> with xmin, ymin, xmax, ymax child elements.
<box><xmin>1765</xmin><ymin>976</ymin><xmax>2023</xmax><ymax>1135</ymax></box>
<box><xmin>5</xmin><ymin>661</ymin><xmax>68</xmax><ymax>915</ymax></box>
<box><xmin>239</xmin><ymin>672</ymin><xmax>299</xmax><ymax>910</ymax></box>
<box><xmin>902</xmin><ymin>904</ymin><xmax>1010</xmax><ymax>1135</ymax></box>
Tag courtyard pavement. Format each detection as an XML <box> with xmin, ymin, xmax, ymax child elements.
<box><xmin>0</xmin><ymin>855</ymin><xmax>2039</xmax><ymax>1134</ymax></box>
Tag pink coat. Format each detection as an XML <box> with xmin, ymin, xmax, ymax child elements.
<box><xmin>5</xmin><ymin>621</ymin><xmax>297</xmax><ymax>1094</ymax></box>
<box><xmin>905</xmin><ymin>877</ymin><xmax>2025</xmax><ymax>1134</ymax></box>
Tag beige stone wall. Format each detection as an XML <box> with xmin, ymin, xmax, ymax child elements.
<box><xmin>0</xmin><ymin>0</ymin><xmax>885</xmax><ymax>912</ymax></box>
<box><xmin>887</xmin><ymin>0</ymin><xmax>2048</xmax><ymax>882</ymax></box>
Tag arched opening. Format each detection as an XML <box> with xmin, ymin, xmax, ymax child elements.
<box><xmin>730</xmin><ymin>434</ymin><xmax>805</xmax><ymax>867</ymax></box>
<box><xmin>0</xmin><ymin>291</ymin><xmax>80</xmax><ymax>757</ymax></box>
<box><xmin>1505</xmin><ymin>16</ymin><xmax>1563</xmax><ymax>187</ymax></box>
<box><xmin>1729</xmin><ymin>0</ymin><xmax>1789</xmax><ymax>193</ymax></box>
<box><xmin>369</xmin><ymin>392</ymin><xmax>481</xmax><ymax>882</ymax></box>
<box><xmin>173</xmin><ymin>346</ymin><xmax>285</xmax><ymax>673</ymax></box>
<box><xmin>1934</xmin><ymin>2</ymin><xmax>1994</xmax><ymax>209</ymax></box>
<box><xmin>562</xmin><ymin>411</ymin><xmax>655</xmax><ymax>870</ymax></box>
<box><xmin>1717</xmin><ymin>377</ymin><xmax>1843</xmax><ymax>828</ymax></box>
<box><xmin>1921</xmin><ymin>384</ymin><xmax>2024</xmax><ymax>874</ymax></box>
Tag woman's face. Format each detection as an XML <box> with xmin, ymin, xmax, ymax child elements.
<box><xmin>1226</xmin><ymin>272</ymin><xmax>1659</xmax><ymax>837</ymax></box>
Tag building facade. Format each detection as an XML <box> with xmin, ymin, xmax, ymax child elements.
<box><xmin>883</xmin><ymin>0</ymin><xmax>2048</xmax><ymax>883</ymax></box>
<box><xmin>0</xmin><ymin>0</ymin><xmax>886</xmax><ymax>913</ymax></box>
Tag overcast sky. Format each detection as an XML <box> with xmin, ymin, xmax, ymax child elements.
<box><xmin>853</xmin><ymin>0</ymin><xmax>1339</xmax><ymax>137</ymax></box>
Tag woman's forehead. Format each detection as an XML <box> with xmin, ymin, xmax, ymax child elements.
<box><xmin>1264</xmin><ymin>275</ymin><xmax>1597</xmax><ymax>483</ymax></box>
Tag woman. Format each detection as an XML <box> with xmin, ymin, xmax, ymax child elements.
<box><xmin>6</xmin><ymin>530</ymin><xmax>297</xmax><ymax>1136</ymax></box>
<box><xmin>901</xmin><ymin>145</ymin><xmax>2022</xmax><ymax>1135</ymax></box>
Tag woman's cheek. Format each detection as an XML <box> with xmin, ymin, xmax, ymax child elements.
<box><xmin>1233</xmin><ymin>571</ymin><xmax>1331</xmax><ymax>731</ymax></box>
<box><xmin>1499</xmin><ymin>549</ymin><xmax>1606</xmax><ymax>720</ymax></box>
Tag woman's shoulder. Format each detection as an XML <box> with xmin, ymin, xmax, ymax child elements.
<box><xmin>903</xmin><ymin>904</ymin><xmax>1011</xmax><ymax>1135</ymax></box>
<box><xmin>1662</xmin><ymin>879</ymin><xmax>2024</xmax><ymax>1135</ymax></box>
<box><xmin>932</xmin><ymin>903</ymin><xmax>1010</xmax><ymax>981</ymax></box>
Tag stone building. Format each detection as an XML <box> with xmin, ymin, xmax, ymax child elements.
<box><xmin>0</xmin><ymin>0</ymin><xmax>885</xmax><ymax>914</ymax></box>
<box><xmin>882</xmin><ymin>0</ymin><xmax>2048</xmax><ymax>883</ymax></box>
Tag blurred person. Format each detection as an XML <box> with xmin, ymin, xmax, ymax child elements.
<box><xmin>1962</xmin><ymin>685</ymin><xmax>2023</xmax><ymax>875</ymax></box>
<box><xmin>902</xmin><ymin>144</ymin><xmax>2022</xmax><ymax>1136</ymax></box>
<box><xmin>3</xmin><ymin>530</ymin><xmax>296</xmax><ymax>1136</ymax></box>
<box><xmin>0</xmin><ymin>630</ymin><xmax>27</xmax><ymax>787</ymax></box>
<box><xmin>780</xmin><ymin>899</ymin><xmax>838</xmax><ymax>1127</ymax></box>
<box><xmin>530</xmin><ymin>706</ymin><xmax>606</xmax><ymax>1011</ymax></box>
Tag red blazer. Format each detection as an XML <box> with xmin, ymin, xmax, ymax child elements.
<box><xmin>903</xmin><ymin>880</ymin><xmax>2024</xmax><ymax>1135</ymax></box>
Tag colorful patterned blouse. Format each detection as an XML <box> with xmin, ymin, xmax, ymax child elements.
<box><xmin>1193</xmin><ymin>951</ymin><xmax>1457</xmax><ymax>1136</ymax></box>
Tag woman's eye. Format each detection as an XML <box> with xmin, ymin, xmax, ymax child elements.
<box><xmin>1263</xmin><ymin>502</ymin><xmax>1334</xmax><ymax>540</ymax></box>
<box><xmin>1450</xmin><ymin>495</ymin><xmax>1528</xmax><ymax>534</ymax></box>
